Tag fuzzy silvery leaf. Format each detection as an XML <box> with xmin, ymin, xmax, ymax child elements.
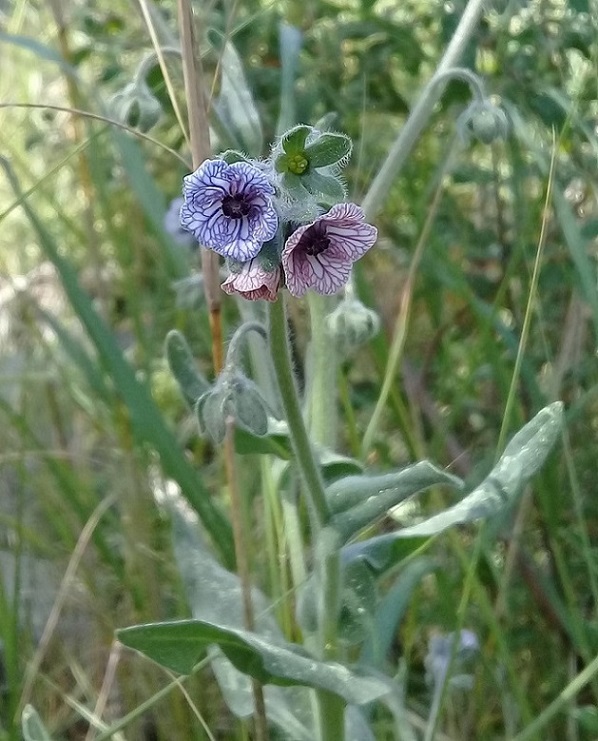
<box><xmin>169</xmin><ymin>501</ymin><xmax>314</xmax><ymax>738</ymax></box>
<box><xmin>165</xmin><ymin>330</ymin><xmax>209</xmax><ymax>408</ymax></box>
<box><xmin>118</xmin><ymin>619</ymin><xmax>392</xmax><ymax>704</ymax></box>
<box><xmin>342</xmin><ymin>403</ymin><xmax>564</xmax><ymax>573</ymax></box>
<box><xmin>326</xmin><ymin>461</ymin><xmax>463</xmax><ymax>515</ymax></box>
<box><xmin>213</xmin><ymin>42</ymin><xmax>263</xmax><ymax>155</ymax></box>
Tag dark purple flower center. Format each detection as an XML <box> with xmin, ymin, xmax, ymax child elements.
<box><xmin>222</xmin><ymin>193</ymin><xmax>252</xmax><ymax>219</ymax></box>
<box><xmin>297</xmin><ymin>221</ymin><xmax>330</xmax><ymax>256</ymax></box>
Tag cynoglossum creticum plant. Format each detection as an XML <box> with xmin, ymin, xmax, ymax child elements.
<box><xmin>118</xmin><ymin>121</ymin><xmax>565</xmax><ymax>741</ymax></box>
<box><xmin>114</xmin><ymin>8</ymin><xmax>564</xmax><ymax>741</ymax></box>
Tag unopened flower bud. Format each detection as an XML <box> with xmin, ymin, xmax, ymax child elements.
<box><xmin>196</xmin><ymin>371</ymin><xmax>270</xmax><ymax>444</ymax></box>
<box><xmin>458</xmin><ymin>100</ymin><xmax>509</xmax><ymax>144</ymax></box>
<box><xmin>326</xmin><ymin>298</ymin><xmax>380</xmax><ymax>351</ymax></box>
<box><xmin>111</xmin><ymin>80</ymin><xmax>162</xmax><ymax>132</ymax></box>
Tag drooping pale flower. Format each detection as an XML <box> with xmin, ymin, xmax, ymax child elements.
<box><xmin>281</xmin><ymin>202</ymin><xmax>377</xmax><ymax>297</ymax></box>
<box><xmin>180</xmin><ymin>159</ymin><xmax>278</xmax><ymax>261</ymax></box>
<box><xmin>221</xmin><ymin>260</ymin><xmax>281</xmax><ymax>302</ymax></box>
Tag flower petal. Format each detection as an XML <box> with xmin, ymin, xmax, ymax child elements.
<box><xmin>222</xmin><ymin>260</ymin><xmax>280</xmax><ymax>301</ymax></box>
<box><xmin>180</xmin><ymin>158</ymin><xmax>279</xmax><ymax>259</ymax></box>
<box><xmin>282</xmin><ymin>202</ymin><xmax>377</xmax><ymax>296</ymax></box>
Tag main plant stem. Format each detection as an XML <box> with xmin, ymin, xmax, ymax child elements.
<box><xmin>268</xmin><ymin>298</ymin><xmax>345</xmax><ymax>740</ymax></box>
<box><xmin>267</xmin><ymin>298</ymin><xmax>330</xmax><ymax>529</ymax></box>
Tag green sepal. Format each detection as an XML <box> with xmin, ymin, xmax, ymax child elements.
<box><xmin>195</xmin><ymin>390</ymin><xmax>227</xmax><ymax>443</ymax></box>
<box><xmin>111</xmin><ymin>81</ymin><xmax>161</xmax><ymax>132</ymax></box>
<box><xmin>256</xmin><ymin>232</ymin><xmax>284</xmax><ymax>270</ymax></box>
<box><xmin>233</xmin><ymin>376</ymin><xmax>270</xmax><ymax>437</ymax></box>
<box><xmin>305</xmin><ymin>133</ymin><xmax>351</xmax><ymax>168</ymax></box>
<box><xmin>280</xmin><ymin>172</ymin><xmax>309</xmax><ymax>200</ymax></box>
<box><xmin>281</xmin><ymin>125</ymin><xmax>312</xmax><ymax>155</ymax></box>
<box><xmin>301</xmin><ymin>170</ymin><xmax>346</xmax><ymax>202</ymax></box>
<box><xmin>220</xmin><ymin>149</ymin><xmax>252</xmax><ymax>164</ymax></box>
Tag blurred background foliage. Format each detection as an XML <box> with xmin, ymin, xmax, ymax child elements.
<box><xmin>1</xmin><ymin>0</ymin><xmax>598</xmax><ymax>738</ymax></box>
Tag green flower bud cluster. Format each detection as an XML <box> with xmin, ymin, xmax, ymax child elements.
<box><xmin>272</xmin><ymin>125</ymin><xmax>352</xmax><ymax>205</ymax></box>
<box><xmin>165</xmin><ymin>325</ymin><xmax>272</xmax><ymax>444</ymax></box>
<box><xmin>111</xmin><ymin>79</ymin><xmax>161</xmax><ymax>133</ymax></box>
<box><xmin>326</xmin><ymin>298</ymin><xmax>380</xmax><ymax>353</ymax></box>
<box><xmin>196</xmin><ymin>370</ymin><xmax>270</xmax><ymax>444</ymax></box>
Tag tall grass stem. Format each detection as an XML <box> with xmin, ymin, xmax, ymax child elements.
<box><xmin>361</xmin><ymin>0</ymin><xmax>487</xmax><ymax>220</ymax></box>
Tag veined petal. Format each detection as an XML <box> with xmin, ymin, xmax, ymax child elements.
<box><xmin>180</xmin><ymin>157</ymin><xmax>279</xmax><ymax>259</ymax></box>
<box><xmin>222</xmin><ymin>260</ymin><xmax>280</xmax><ymax>301</ymax></box>
<box><xmin>282</xmin><ymin>202</ymin><xmax>377</xmax><ymax>296</ymax></box>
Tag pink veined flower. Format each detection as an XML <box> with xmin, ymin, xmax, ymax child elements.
<box><xmin>281</xmin><ymin>203</ymin><xmax>377</xmax><ymax>297</ymax></box>
<box><xmin>221</xmin><ymin>260</ymin><xmax>281</xmax><ymax>302</ymax></box>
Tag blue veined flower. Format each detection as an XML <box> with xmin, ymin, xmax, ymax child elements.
<box><xmin>281</xmin><ymin>203</ymin><xmax>377</xmax><ymax>296</ymax></box>
<box><xmin>180</xmin><ymin>159</ymin><xmax>278</xmax><ymax>261</ymax></box>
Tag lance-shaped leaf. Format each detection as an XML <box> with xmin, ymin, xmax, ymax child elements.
<box><xmin>170</xmin><ymin>500</ymin><xmax>313</xmax><ymax>738</ymax></box>
<box><xmin>342</xmin><ymin>403</ymin><xmax>564</xmax><ymax>573</ymax></box>
<box><xmin>212</xmin><ymin>41</ymin><xmax>263</xmax><ymax>155</ymax></box>
<box><xmin>165</xmin><ymin>330</ymin><xmax>209</xmax><ymax>408</ymax></box>
<box><xmin>360</xmin><ymin>558</ymin><xmax>437</xmax><ymax>668</ymax></box>
<box><xmin>328</xmin><ymin>462</ymin><xmax>462</xmax><ymax>541</ymax></box>
<box><xmin>327</xmin><ymin>461</ymin><xmax>462</xmax><ymax>514</ymax></box>
<box><xmin>117</xmin><ymin>619</ymin><xmax>391</xmax><ymax>705</ymax></box>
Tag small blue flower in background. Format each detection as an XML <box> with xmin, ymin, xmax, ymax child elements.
<box><xmin>425</xmin><ymin>629</ymin><xmax>479</xmax><ymax>690</ymax></box>
<box><xmin>164</xmin><ymin>197</ymin><xmax>196</xmax><ymax>249</ymax></box>
<box><xmin>180</xmin><ymin>159</ymin><xmax>278</xmax><ymax>261</ymax></box>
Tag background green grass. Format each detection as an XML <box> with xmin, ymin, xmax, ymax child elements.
<box><xmin>1</xmin><ymin>0</ymin><xmax>598</xmax><ymax>738</ymax></box>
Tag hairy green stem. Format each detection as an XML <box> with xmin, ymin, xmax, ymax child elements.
<box><xmin>268</xmin><ymin>298</ymin><xmax>343</xmax><ymax>738</ymax></box>
<box><xmin>361</xmin><ymin>0</ymin><xmax>488</xmax><ymax>220</ymax></box>
<box><xmin>224</xmin><ymin>320</ymin><xmax>268</xmax><ymax>371</ymax></box>
<box><xmin>267</xmin><ymin>298</ymin><xmax>330</xmax><ymax>529</ymax></box>
<box><xmin>316</xmin><ymin>531</ymin><xmax>344</xmax><ymax>741</ymax></box>
<box><xmin>134</xmin><ymin>46</ymin><xmax>182</xmax><ymax>83</ymax></box>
